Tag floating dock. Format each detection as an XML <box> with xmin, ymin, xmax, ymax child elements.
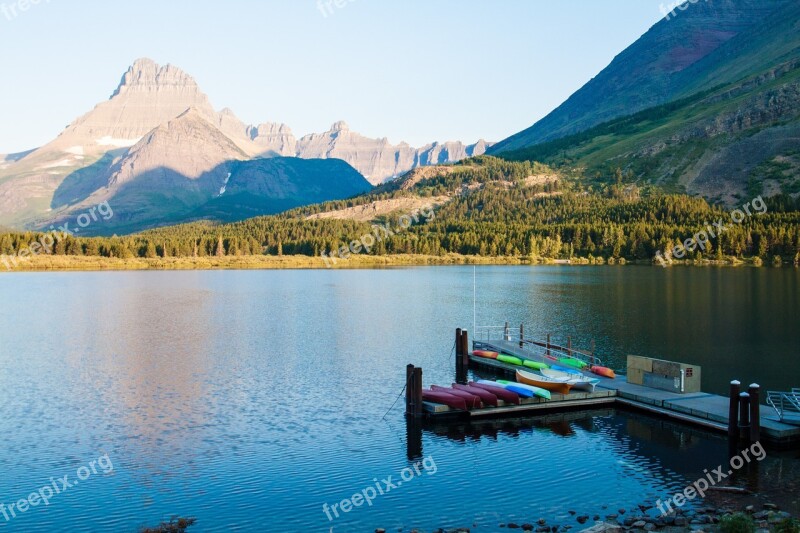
<box><xmin>407</xmin><ymin>328</ymin><xmax>800</xmax><ymax>448</ymax></box>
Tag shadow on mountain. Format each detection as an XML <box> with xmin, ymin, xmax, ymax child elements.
<box><xmin>51</xmin><ymin>150</ymin><xmax>126</xmax><ymax>209</ymax></box>
<box><xmin>55</xmin><ymin>156</ymin><xmax>372</xmax><ymax>236</ymax></box>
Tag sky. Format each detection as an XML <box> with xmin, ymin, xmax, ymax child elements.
<box><xmin>0</xmin><ymin>0</ymin><xmax>671</xmax><ymax>153</ymax></box>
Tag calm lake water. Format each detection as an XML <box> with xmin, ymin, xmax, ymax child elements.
<box><xmin>0</xmin><ymin>266</ymin><xmax>798</xmax><ymax>532</ymax></box>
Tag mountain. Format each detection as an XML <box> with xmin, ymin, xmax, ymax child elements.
<box><xmin>294</xmin><ymin>121</ymin><xmax>490</xmax><ymax>184</ymax></box>
<box><xmin>491</xmin><ymin>0</ymin><xmax>800</xmax><ymax>203</ymax></box>
<box><xmin>491</xmin><ymin>0</ymin><xmax>796</xmax><ymax>152</ymax></box>
<box><xmin>0</xmin><ymin>58</ymin><xmax>488</xmax><ymax>235</ymax></box>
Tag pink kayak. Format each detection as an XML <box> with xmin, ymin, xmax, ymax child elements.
<box><xmin>422</xmin><ymin>390</ymin><xmax>468</xmax><ymax>411</ymax></box>
<box><xmin>452</xmin><ymin>383</ymin><xmax>498</xmax><ymax>407</ymax></box>
<box><xmin>469</xmin><ymin>381</ymin><xmax>521</xmax><ymax>405</ymax></box>
<box><xmin>431</xmin><ymin>385</ymin><xmax>482</xmax><ymax>408</ymax></box>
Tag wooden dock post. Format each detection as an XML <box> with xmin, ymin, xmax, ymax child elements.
<box><xmin>461</xmin><ymin>330</ymin><xmax>470</xmax><ymax>361</ymax></box>
<box><xmin>455</xmin><ymin>328</ymin><xmax>463</xmax><ymax>357</ymax></box>
<box><xmin>406</xmin><ymin>364</ymin><xmax>415</xmax><ymax>417</ymax></box>
<box><xmin>728</xmin><ymin>380</ymin><xmax>741</xmax><ymax>440</ymax></box>
<box><xmin>567</xmin><ymin>337</ymin><xmax>572</xmax><ymax>357</ymax></box>
<box><xmin>504</xmin><ymin>322</ymin><xmax>510</xmax><ymax>341</ymax></box>
<box><xmin>406</xmin><ymin>364</ymin><xmax>423</xmax><ymax>418</ymax></box>
<box><xmin>591</xmin><ymin>340</ymin><xmax>596</xmax><ymax>365</ymax></box>
<box><xmin>546</xmin><ymin>333</ymin><xmax>551</xmax><ymax>356</ymax></box>
<box><xmin>413</xmin><ymin>366</ymin><xmax>423</xmax><ymax>418</ymax></box>
<box><xmin>738</xmin><ymin>392</ymin><xmax>751</xmax><ymax>442</ymax></box>
<box><xmin>519</xmin><ymin>324</ymin><xmax>524</xmax><ymax>348</ymax></box>
<box><xmin>749</xmin><ymin>383</ymin><xmax>761</xmax><ymax>443</ymax></box>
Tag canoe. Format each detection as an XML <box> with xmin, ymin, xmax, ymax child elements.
<box><xmin>422</xmin><ymin>390</ymin><xmax>468</xmax><ymax>411</ymax></box>
<box><xmin>452</xmin><ymin>383</ymin><xmax>499</xmax><ymax>407</ymax></box>
<box><xmin>540</xmin><ymin>369</ymin><xmax>599</xmax><ymax>392</ymax></box>
<box><xmin>476</xmin><ymin>379</ymin><xmax>534</xmax><ymax>398</ymax></box>
<box><xmin>523</xmin><ymin>360</ymin><xmax>549</xmax><ymax>371</ymax></box>
<box><xmin>591</xmin><ymin>366</ymin><xmax>617</xmax><ymax>379</ymax></box>
<box><xmin>558</xmin><ymin>358</ymin><xmax>588</xmax><ymax>369</ymax></box>
<box><xmin>497</xmin><ymin>354</ymin><xmax>523</xmax><ymax>366</ymax></box>
<box><xmin>497</xmin><ymin>379</ymin><xmax>551</xmax><ymax>400</ymax></box>
<box><xmin>516</xmin><ymin>369</ymin><xmax>573</xmax><ymax>394</ymax></box>
<box><xmin>472</xmin><ymin>350</ymin><xmax>499</xmax><ymax>359</ymax></box>
<box><xmin>469</xmin><ymin>381</ymin><xmax>521</xmax><ymax>405</ymax></box>
<box><xmin>552</xmin><ymin>365</ymin><xmax>583</xmax><ymax>375</ymax></box>
<box><xmin>431</xmin><ymin>385</ymin><xmax>482</xmax><ymax>408</ymax></box>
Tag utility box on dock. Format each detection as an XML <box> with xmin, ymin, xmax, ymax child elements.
<box><xmin>627</xmin><ymin>355</ymin><xmax>701</xmax><ymax>394</ymax></box>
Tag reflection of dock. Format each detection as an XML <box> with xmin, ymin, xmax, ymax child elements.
<box><xmin>406</xmin><ymin>329</ymin><xmax>800</xmax><ymax>448</ymax></box>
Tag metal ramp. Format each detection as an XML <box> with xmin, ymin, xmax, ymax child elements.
<box><xmin>767</xmin><ymin>389</ymin><xmax>800</xmax><ymax>425</ymax></box>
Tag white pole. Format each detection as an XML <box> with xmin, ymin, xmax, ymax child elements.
<box><xmin>473</xmin><ymin>265</ymin><xmax>477</xmax><ymax>336</ymax></box>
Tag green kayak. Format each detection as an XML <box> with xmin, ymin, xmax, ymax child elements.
<box><xmin>558</xmin><ymin>358</ymin><xmax>588</xmax><ymax>369</ymax></box>
<box><xmin>523</xmin><ymin>360</ymin><xmax>549</xmax><ymax>371</ymax></box>
<box><xmin>497</xmin><ymin>354</ymin><xmax>523</xmax><ymax>366</ymax></box>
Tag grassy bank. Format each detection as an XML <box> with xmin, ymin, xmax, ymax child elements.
<box><xmin>0</xmin><ymin>253</ymin><xmax>785</xmax><ymax>272</ymax></box>
<box><xmin>0</xmin><ymin>253</ymin><xmax>529</xmax><ymax>272</ymax></box>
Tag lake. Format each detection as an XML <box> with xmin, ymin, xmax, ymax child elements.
<box><xmin>0</xmin><ymin>266</ymin><xmax>798</xmax><ymax>531</ymax></box>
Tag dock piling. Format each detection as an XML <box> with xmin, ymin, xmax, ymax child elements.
<box><xmin>748</xmin><ymin>383</ymin><xmax>761</xmax><ymax>443</ymax></box>
<box><xmin>455</xmin><ymin>328</ymin><xmax>463</xmax><ymax>357</ymax></box>
<box><xmin>728</xmin><ymin>380</ymin><xmax>741</xmax><ymax>441</ymax></box>
<box><xmin>738</xmin><ymin>392</ymin><xmax>751</xmax><ymax>442</ymax></box>
<box><xmin>519</xmin><ymin>324</ymin><xmax>524</xmax><ymax>348</ymax></box>
<box><xmin>546</xmin><ymin>334</ymin><xmax>551</xmax><ymax>357</ymax></box>
<box><xmin>567</xmin><ymin>337</ymin><xmax>572</xmax><ymax>357</ymax></box>
<box><xmin>405</xmin><ymin>364</ymin><xmax>424</xmax><ymax>418</ymax></box>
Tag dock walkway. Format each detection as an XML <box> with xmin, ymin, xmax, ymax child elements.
<box><xmin>424</xmin><ymin>339</ymin><xmax>800</xmax><ymax>447</ymax></box>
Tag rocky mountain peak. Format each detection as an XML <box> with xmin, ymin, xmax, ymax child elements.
<box><xmin>111</xmin><ymin>58</ymin><xmax>200</xmax><ymax>98</ymax></box>
<box><xmin>330</xmin><ymin>121</ymin><xmax>349</xmax><ymax>132</ymax></box>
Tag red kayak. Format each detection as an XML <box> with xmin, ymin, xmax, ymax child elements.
<box><xmin>431</xmin><ymin>385</ymin><xmax>482</xmax><ymax>408</ymax></box>
<box><xmin>469</xmin><ymin>381</ymin><xmax>521</xmax><ymax>405</ymax></box>
<box><xmin>422</xmin><ymin>390</ymin><xmax>468</xmax><ymax>411</ymax></box>
<box><xmin>472</xmin><ymin>350</ymin><xmax>499</xmax><ymax>359</ymax></box>
<box><xmin>591</xmin><ymin>365</ymin><xmax>617</xmax><ymax>379</ymax></box>
<box><xmin>453</xmin><ymin>383</ymin><xmax>498</xmax><ymax>407</ymax></box>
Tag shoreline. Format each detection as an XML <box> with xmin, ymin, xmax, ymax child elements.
<box><xmin>0</xmin><ymin>254</ymin><xmax>784</xmax><ymax>273</ymax></box>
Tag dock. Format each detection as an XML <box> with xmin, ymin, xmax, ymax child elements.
<box><xmin>407</xmin><ymin>327</ymin><xmax>800</xmax><ymax>448</ymax></box>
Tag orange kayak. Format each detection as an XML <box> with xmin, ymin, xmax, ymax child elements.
<box><xmin>472</xmin><ymin>350</ymin><xmax>499</xmax><ymax>359</ymax></box>
<box><xmin>591</xmin><ymin>366</ymin><xmax>616</xmax><ymax>379</ymax></box>
<box><xmin>516</xmin><ymin>369</ymin><xmax>572</xmax><ymax>395</ymax></box>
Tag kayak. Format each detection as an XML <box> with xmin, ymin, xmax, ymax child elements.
<box><xmin>477</xmin><ymin>379</ymin><xmax>535</xmax><ymax>399</ymax></box>
<box><xmin>452</xmin><ymin>383</ymin><xmax>499</xmax><ymax>407</ymax></box>
<box><xmin>469</xmin><ymin>381</ymin><xmax>521</xmax><ymax>405</ymax></box>
<box><xmin>516</xmin><ymin>369</ymin><xmax>573</xmax><ymax>394</ymax></box>
<box><xmin>523</xmin><ymin>360</ymin><xmax>549</xmax><ymax>371</ymax></box>
<box><xmin>540</xmin><ymin>368</ymin><xmax>600</xmax><ymax>392</ymax></box>
<box><xmin>496</xmin><ymin>379</ymin><xmax>551</xmax><ymax>400</ymax></box>
<box><xmin>558</xmin><ymin>358</ymin><xmax>588</xmax><ymax>369</ymax></box>
<box><xmin>497</xmin><ymin>354</ymin><xmax>523</xmax><ymax>366</ymax></box>
<box><xmin>472</xmin><ymin>350</ymin><xmax>499</xmax><ymax>359</ymax></box>
<box><xmin>591</xmin><ymin>365</ymin><xmax>617</xmax><ymax>379</ymax></box>
<box><xmin>422</xmin><ymin>390</ymin><xmax>468</xmax><ymax>411</ymax></box>
<box><xmin>431</xmin><ymin>385</ymin><xmax>482</xmax><ymax>408</ymax></box>
<box><xmin>552</xmin><ymin>365</ymin><xmax>583</xmax><ymax>375</ymax></box>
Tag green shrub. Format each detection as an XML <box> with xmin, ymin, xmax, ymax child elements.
<box><xmin>720</xmin><ymin>513</ymin><xmax>755</xmax><ymax>533</ymax></box>
<box><xmin>775</xmin><ymin>518</ymin><xmax>800</xmax><ymax>533</ymax></box>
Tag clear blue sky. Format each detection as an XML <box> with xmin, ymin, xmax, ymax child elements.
<box><xmin>0</xmin><ymin>0</ymin><xmax>670</xmax><ymax>153</ymax></box>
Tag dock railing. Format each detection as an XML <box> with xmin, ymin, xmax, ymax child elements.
<box><xmin>767</xmin><ymin>389</ymin><xmax>800</xmax><ymax>425</ymax></box>
<box><xmin>474</xmin><ymin>323</ymin><xmax>604</xmax><ymax>368</ymax></box>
